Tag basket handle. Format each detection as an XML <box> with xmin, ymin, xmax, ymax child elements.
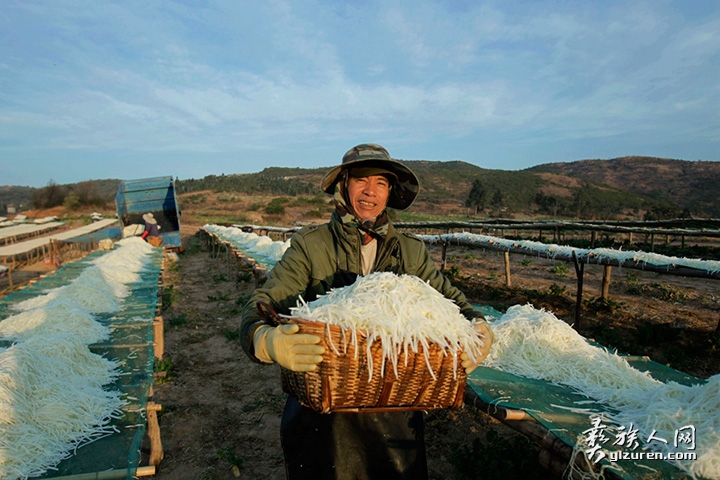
<box><xmin>256</xmin><ymin>300</ymin><xmax>288</xmax><ymax>326</ymax></box>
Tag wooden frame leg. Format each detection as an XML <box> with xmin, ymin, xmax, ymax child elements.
<box><xmin>146</xmin><ymin>402</ymin><xmax>164</xmax><ymax>466</ymax></box>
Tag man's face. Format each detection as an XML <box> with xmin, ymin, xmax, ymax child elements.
<box><xmin>347</xmin><ymin>174</ymin><xmax>391</xmax><ymax>221</ymax></box>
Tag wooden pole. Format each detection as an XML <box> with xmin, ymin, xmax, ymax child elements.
<box><xmin>572</xmin><ymin>251</ymin><xmax>584</xmax><ymax>329</ymax></box>
<box><xmin>440</xmin><ymin>241</ymin><xmax>448</xmax><ymax>273</ymax></box>
<box><xmin>39</xmin><ymin>466</ymin><xmax>156</xmax><ymax>479</ymax></box>
<box><xmin>147</xmin><ymin>402</ymin><xmax>164</xmax><ymax>466</ymax></box>
<box><xmin>601</xmin><ymin>265</ymin><xmax>612</xmax><ymax>299</ymax></box>
<box><xmin>504</xmin><ymin>251</ymin><xmax>512</xmax><ymax>287</ymax></box>
<box><xmin>153</xmin><ymin>316</ymin><xmax>164</xmax><ymax>360</ymax></box>
<box><xmin>225</xmin><ymin>242</ymin><xmax>231</xmax><ymax>277</ymax></box>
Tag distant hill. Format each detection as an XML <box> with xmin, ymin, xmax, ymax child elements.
<box><xmin>173</xmin><ymin>158</ymin><xmax>681</xmax><ymax>219</ymax></box>
<box><xmin>2</xmin><ymin>157</ymin><xmax>718</xmax><ymax>220</ymax></box>
<box><xmin>0</xmin><ymin>179</ymin><xmax>121</xmax><ymax>216</ymax></box>
<box><xmin>0</xmin><ymin>185</ymin><xmax>35</xmax><ymax>213</ymax></box>
<box><xmin>526</xmin><ymin>156</ymin><xmax>720</xmax><ymax>217</ymax></box>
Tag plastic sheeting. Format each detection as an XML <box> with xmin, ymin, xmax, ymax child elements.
<box><xmin>468</xmin><ymin>344</ymin><xmax>703</xmax><ymax>480</ymax></box>
<box><xmin>0</xmin><ymin>244</ymin><xmax>162</xmax><ymax>479</ymax></box>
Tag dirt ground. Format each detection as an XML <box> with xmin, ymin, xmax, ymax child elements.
<box><xmin>149</xmin><ymin>225</ymin><xmax>720</xmax><ymax>480</ymax></box>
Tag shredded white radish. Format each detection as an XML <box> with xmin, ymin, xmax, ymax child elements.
<box><xmin>11</xmin><ymin>237</ymin><xmax>153</xmax><ymax>314</ymax></box>
<box><xmin>0</xmin><ymin>298</ymin><xmax>108</xmax><ymax>344</ymax></box>
<box><xmin>420</xmin><ymin>232</ymin><xmax>720</xmax><ymax>274</ymax></box>
<box><xmin>288</xmin><ymin>272</ymin><xmax>485</xmax><ymax>381</ymax></box>
<box><xmin>202</xmin><ymin>224</ymin><xmax>290</xmax><ymax>268</ymax></box>
<box><xmin>0</xmin><ymin>236</ymin><xmax>157</xmax><ymax>479</ymax></box>
<box><xmin>485</xmin><ymin>304</ymin><xmax>719</xmax><ymax>479</ymax></box>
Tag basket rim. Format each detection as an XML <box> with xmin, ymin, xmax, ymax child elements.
<box><xmin>282</xmin><ymin>315</ymin><xmax>470</xmax><ymax>355</ymax></box>
<box><xmin>281</xmin><ymin>315</ymin><xmax>370</xmax><ymax>334</ymax></box>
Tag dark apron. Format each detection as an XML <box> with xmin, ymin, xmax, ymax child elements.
<box><xmin>280</xmin><ymin>269</ymin><xmax>428</xmax><ymax>480</ymax></box>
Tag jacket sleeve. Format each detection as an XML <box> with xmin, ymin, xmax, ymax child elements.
<box><xmin>240</xmin><ymin>233</ymin><xmax>315</xmax><ymax>363</ymax></box>
<box><xmin>403</xmin><ymin>236</ymin><xmax>485</xmax><ymax>321</ymax></box>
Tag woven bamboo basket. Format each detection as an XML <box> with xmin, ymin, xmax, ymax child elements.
<box><xmin>275</xmin><ymin>315</ymin><xmax>468</xmax><ymax>414</ymax></box>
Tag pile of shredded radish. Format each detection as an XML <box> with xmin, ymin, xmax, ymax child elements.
<box><xmin>288</xmin><ymin>272</ymin><xmax>485</xmax><ymax>381</ymax></box>
<box><xmin>203</xmin><ymin>224</ymin><xmax>290</xmax><ymax>269</ymax></box>
<box><xmin>420</xmin><ymin>232</ymin><xmax>720</xmax><ymax>274</ymax></box>
<box><xmin>0</xmin><ymin>236</ymin><xmax>156</xmax><ymax>479</ymax></box>
<box><xmin>485</xmin><ymin>304</ymin><xmax>719</xmax><ymax>479</ymax></box>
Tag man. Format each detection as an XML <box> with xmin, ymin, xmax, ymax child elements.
<box><xmin>240</xmin><ymin>143</ymin><xmax>492</xmax><ymax>479</ymax></box>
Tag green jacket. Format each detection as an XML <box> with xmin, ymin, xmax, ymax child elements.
<box><xmin>240</xmin><ymin>211</ymin><xmax>483</xmax><ymax>362</ymax></box>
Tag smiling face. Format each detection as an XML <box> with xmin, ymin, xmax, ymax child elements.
<box><xmin>346</xmin><ymin>174</ymin><xmax>392</xmax><ymax>221</ymax></box>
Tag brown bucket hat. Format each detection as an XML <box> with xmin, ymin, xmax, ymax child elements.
<box><xmin>321</xmin><ymin>143</ymin><xmax>420</xmax><ymax>210</ymax></box>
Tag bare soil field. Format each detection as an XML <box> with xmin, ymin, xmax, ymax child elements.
<box><xmin>149</xmin><ymin>222</ymin><xmax>719</xmax><ymax>480</ymax></box>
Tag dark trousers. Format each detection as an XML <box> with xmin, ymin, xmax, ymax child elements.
<box><xmin>280</xmin><ymin>396</ymin><xmax>428</xmax><ymax>480</ymax></box>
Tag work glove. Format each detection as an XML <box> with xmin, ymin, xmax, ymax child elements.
<box><xmin>255</xmin><ymin>324</ymin><xmax>325</xmax><ymax>372</ymax></box>
<box><xmin>461</xmin><ymin>320</ymin><xmax>493</xmax><ymax>375</ymax></box>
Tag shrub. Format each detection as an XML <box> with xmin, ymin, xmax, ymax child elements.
<box><xmin>304</xmin><ymin>209</ymin><xmax>324</xmax><ymax>218</ymax></box>
<box><xmin>547</xmin><ymin>283</ymin><xmax>566</xmax><ymax>296</ymax></box>
<box><xmin>161</xmin><ymin>285</ymin><xmax>180</xmax><ymax>309</ymax></box>
<box><xmin>265</xmin><ymin>202</ymin><xmax>285</xmax><ymax>215</ymax></box>
<box><xmin>550</xmin><ymin>262</ymin><xmax>569</xmax><ymax>277</ymax></box>
<box><xmin>584</xmin><ymin>296</ymin><xmax>625</xmax><ymax>313</ymax></box>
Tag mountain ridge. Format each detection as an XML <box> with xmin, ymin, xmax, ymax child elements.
<box><xmin>2</xmin><ymin>156</ymin><xmax>719</xmax><ymax>219</ymax></box>
<box><xmin>526</xmin><ymin>156</ymin><xmax>720</xmax><ymax>215</ymax></box>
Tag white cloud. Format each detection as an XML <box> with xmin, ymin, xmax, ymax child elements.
<box><xmin>1</xmin><ymin>0</ymin><xmax>718</xmax><ymax>186</ymax></box>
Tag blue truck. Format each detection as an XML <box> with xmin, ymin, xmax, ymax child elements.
<box><xmin>115</xmin><ymin>176</ymin><xmax>182</xmax><ymax>250</ymax></box>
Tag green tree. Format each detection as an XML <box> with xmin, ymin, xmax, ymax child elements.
<box><xmin>465</xmin><ymin>179</ymin><xmax>487</xmax><ymax>214</ymax></box>
<box><xmin>72</xmin><ymin>181</ymin><xmax>106</xmax><ymax>207</ymax></box>
<box><xmin>63</xmin><ymin>192</ymin><xmax>81</xmax><ymax>210</ymax></box>
<box><xmin>534</xmin><ymin>192</ymin><xmax>560</xmax><ymax>217</ymax></box>
<box><xmin>491</xmin><ymin>189</ymin><xmax>504</xmax><ymax>207</ymax></box>
<box><xmin>31</xmin><ymin>180</ymin><xmax>67</xmax><ymax>209</ymax></box>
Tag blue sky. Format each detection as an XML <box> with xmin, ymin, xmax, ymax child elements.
<box><xmin>1</xmin><ymin>0</ymin><xmax>718</xmax><ymax>188</ymax></box>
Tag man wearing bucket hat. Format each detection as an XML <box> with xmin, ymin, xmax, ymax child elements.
<box><xmin>240</xmin><ymin>143</ymin><xmax>493</xmax><ymax>479</ymax></box>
